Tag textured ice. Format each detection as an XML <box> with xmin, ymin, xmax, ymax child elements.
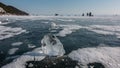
<box><xmin>2</xmin><ymin>34</ymin><xmax>65</xmax><ymax>68</ymax></box>
<box><xmin>57</xmin><ymin>25</ymin><xmax>82</xmax><ymax>37</ymax></box>
<box><xmin>86</xmin><ymin>25</ymin><xmax>120</xmax><ymax>38</ymax></box>
<box><xmin>68</xmin><ymin>46</ymin><xmax>120</xmax><ymax>68</ymax></box>
<box><xmin>50</xmin><ymin>22</ymin><xmax>83</xmax><ymax>37</ymax></box>
<box><xmin>11</xmin><ymin>42</ymin><xmax>23</xmax><ymax>46</ymax></box>
<box><xmin>2</xmin><ymin>47</ymin><xmax>45</xmax><ymax>68</ymax></box>
<box><xmin>56</xmin><ymin>24</ymin><xmax>120</xmax><ymax>38</ymax></box>
<box><xmin>41</xmin><ymin>34</ymin><xmax>65</xmax><ymax>57</ymax></box>
<box><xmin>8</xmin><ymin>48</ymin><xmax>19</xmax><ymax>55</ymax></box>
<box><xmin>0</xmin><ymin>26</ymin><xmax>26</xmax><ymax>40</ymax></box>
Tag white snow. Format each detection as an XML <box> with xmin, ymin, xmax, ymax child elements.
<box><xmin>0</xmin><ymin>26</ymin><xmax>26</xmax><ymax>40</ymax></box>
<box><xmin>28</xmin><ymin>44</ymin><xmax>36</xmax><ymax>48</ymax></box>
<box><xmin>56</xmin><ymin>24</ymin><xmax>120</xmax><ymax>38</ymax></box>
<box><xmin>8</xmin><ymin>48</ymin><xmax>19</xmax><ymax>55</ymax></box>
<box><xmin>41</xmin><ymin>34</ymin><xmax>65</xmax><ymax>57</ymax></box>
<box><xmin>68</xmin><ymin>46</ymin><xmax>120</xmax><ymax>68</ymax></box>
<box><xmin>57</xmin><ymin>25</ymin><xmax>82</xmax><ymax>37</ymax></box>
<box><xmin>57</xmin><ymin>19</ymin><xmax>75</xmax><ymax>22</ymax></box>
<box><xmin>2</xmin><ymin>47</ymin><xmax>45</xmax><ymax>68</ymax></box>
<box><xmin>28</xmin><ymin>63</ymin><xmax>33</xmax><ymax>67</ymax></box>
<box><xmin>86</xmin><ymin>25</ymin><xmax>120</xmax><ymax>38</ymax></box>
<box><xmin>11</xmin><ymin>42</ymin><xmax>23</xmax><ymax>46</ymax></box>
<box><xmin>50</xmin><ymin>22</ymin><xmax>83</xmax><ymax>37</ymax></box>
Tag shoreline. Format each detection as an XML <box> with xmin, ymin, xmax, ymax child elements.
<box><xmin>0</xmin><ymin>15</ymin><xmax>119</xmax><ymax>19</ymax></box>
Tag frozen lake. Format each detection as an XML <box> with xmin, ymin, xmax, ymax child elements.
<box><xmin>0</xmin><ymin>16</ymin><xmax>120</xmax><ymax>68</ymax></box>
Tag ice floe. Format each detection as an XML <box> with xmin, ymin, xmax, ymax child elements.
<box><xmin>41</xmin><ymin>34</ymin><xmax>65</xmax><ymax>57</ymax></box>
<box><xmin>68</xmin><ymin>46</ymin><xmax>120</xmax><ymax>68</ymax></box>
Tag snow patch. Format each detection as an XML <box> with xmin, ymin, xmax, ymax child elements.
<box><xmin>11</xmin><ymin>42</ymin><xmax>23</xmax><ymax>46</ymax></box>
<box><xmin>0</xmin><ymin>26</ymin><xmax>26</xmax><ymax>40</ymax></box>
<box><xmin>2</xmin><ymin>47</ymin><xmax>45</xmax><ymax>68</ymax></box>
<box><xmin>57</xmin><ymin>25</ymin><xmax>82</xmax><ymax>37</ymax></box>
<box><xmin>68</xmin><ymin>46</ymin><xmax>120</xmax><ymax>68</ymax></box>
<box><xmin>8</xmin><ymin>48</ymin><xmax>19</xmax><ymax>55</ymax></box>
<box><xmin>57</xmin><ymin>19</ymin><xmax>74</xmax><ymax>22</ymax></box>
<box><xmin>50</xmin><ymin>22</ymin><xmax>82</xmax><ymax>37</ymax></box>
<box><xmin>28</xmin><ymin>44</ymin><xmax>36</xmax><ymax>48</ymax></box>
<box><xmin>51</xmin><ymin>23</ymin><xmax>120</xmax><ymax>38</ymax></box>
<box><xmin>86</xmin><ymin>25</ymin><xmax>120</xmax><ymax>38</ymax></box>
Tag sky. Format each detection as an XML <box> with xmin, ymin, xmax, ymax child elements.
<box><xmin>0</xmin><ymin>0</ymin><xmax>120</xmax><ymax>15</ymax></box>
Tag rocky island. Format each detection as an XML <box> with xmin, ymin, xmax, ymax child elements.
<box><xmin>0</xmin><ymin>2</ymin><xmax>29</xmax><ymax>15</ymax></box>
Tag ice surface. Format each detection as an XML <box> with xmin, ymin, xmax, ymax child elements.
<box><xmin>8</xmin><ymin>48</ymin><xmax>19</xmax><ymax>55</ymax></box>
<box><xmin>2</xmin><ymin>34</ymin><xmax>65</xmax><ymax>68</ymax></box>
<box><xmin>1</xmin><ymin>16</ymin><xmax>120</xmax><ymax>68</ymax></box>
<box><xmin>2</xmin><ymin>47</ymin><xmax>45</xmax><ymax>68</ymax></box>
<box><xmin>11</xmin><ymin>42</ymin><xmax>23</xmax><ymax>46</ymax></box>
<box><xmin>57</xmin><ymin>19</ymin><xmax>75</xmax><ymax>22</ymax></box>
<box><xmin>41</xmin><ymin>34</ymin><xmax>65</xmax><ymax>57</ymax></box>
<box><xmin>68</xmin><ymin>46</ymin><xmax>120</xmax><ymax>68</ymax></box>
<box><xmin>50</xmin><ymin>23</ymin><xmax>83</xmax><ymax>37</ymax></box>
<box><xmin>86</xmin><ymin>25</ymin><xmax>120</xmax><ymax>38</ymax></box>
<box><xmin>0</xmin><ymin>26</ymin><xmax>26</xmax><ymax>40</ymax></box>
<box><xmin>57</xmin><ymin>25</ymin><xmax>82</xmax><ymax>37</ymax></box>
<box><xmin>56</xmin><ymin>24</ymin><xmax>120</xmax><ymax>38</ymax></box>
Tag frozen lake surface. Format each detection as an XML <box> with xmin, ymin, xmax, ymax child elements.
<box><xmin>0</xmin><ymin>16</ymin><xmax>120</xmax><ymax>68</ymax></box>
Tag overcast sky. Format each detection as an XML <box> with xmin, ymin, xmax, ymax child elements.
<box><xmin>1</xmin><ymin>0</ymin><xmax>120</xmax><ymax>15</ymax></box>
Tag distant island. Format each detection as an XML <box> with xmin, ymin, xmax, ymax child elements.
<box><xmin>0</xmin><ymin>2</ymin><xmax>29</xmax><ymax>16</ymax></box>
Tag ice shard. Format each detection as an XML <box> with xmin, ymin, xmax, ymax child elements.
<box><xmin>41</xmin><ymin>34</ymin><xmax>65</xmax><ymax>57</ymax></box>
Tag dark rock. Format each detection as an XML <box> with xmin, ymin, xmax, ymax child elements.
<box><xmin>55</xmin><ymin>14</ymin><xmax>59</xmax><ymax>16</ymax></box>
<box><xmin>25</xmin><ymin>56</ymin><xmax>78</xmax><ymax>68</ymax></box>
<box><xmin>87</xmin><ymin>62</ymin><xmax>105</xmax><ymax>68</ymax></box>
